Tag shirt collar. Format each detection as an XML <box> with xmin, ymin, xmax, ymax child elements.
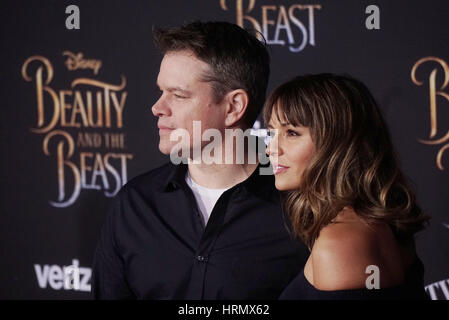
<box><xmin>160</xmin><ymin>161</ymin><xmax>276</xmax><ymax>200</ymax></box>
<box><xmin>160</xmin><ymin>161</ymin><xmax>189</xmax><ymax>192</ymax></box>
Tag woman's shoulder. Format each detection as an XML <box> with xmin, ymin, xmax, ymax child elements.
<box><xmin>310</xmin><ymin>208</ymin><xmax>406</xmax><ymax>291</ymax></box>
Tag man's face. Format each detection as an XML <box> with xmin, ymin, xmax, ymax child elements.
<box><xmin>152</xmin><ymin>50</ymin><xmax>227</xmax><ymax>156</ymax></box>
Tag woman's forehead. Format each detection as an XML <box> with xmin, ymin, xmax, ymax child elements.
<box><xmin>268</xmin><ymin>103</ymin><xmax>309</xmax><ymax>129</ymax></box>
<box><xmin>273</xmin><ymin>102</ymin><xmax>288</xmax><ymax>120</ymax></box>
<box><xmin>271</xmin><ymin>101</ymin><xmax>299</xmax><ymax>125</ymax></box>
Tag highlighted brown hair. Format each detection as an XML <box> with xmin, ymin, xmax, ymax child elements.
<box><xmin>263</xmin><ymin>74</ymin><xmax>430</xmax><ymax>248</ymax></box>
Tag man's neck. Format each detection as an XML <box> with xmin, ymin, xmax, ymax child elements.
<box><xmin>186</xmin><ymin>129</ymin><xmax>262</xmax><ymax>189</ymax></box>
<box><xmin>187</xmin><ymin>161</ymin><xmax>259</xmax><ymax>189</ymax></box>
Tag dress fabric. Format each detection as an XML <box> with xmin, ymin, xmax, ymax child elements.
<box><xmin>279</xmin><ymin>256</ymin><xmax>429</xmax><ymax>300</ymax></box>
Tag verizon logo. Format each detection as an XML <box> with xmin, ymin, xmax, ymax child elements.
<box><xmin>34</xmin><ymin>259</ymin><xmax>91</xmax><ymax>292</ymax></box>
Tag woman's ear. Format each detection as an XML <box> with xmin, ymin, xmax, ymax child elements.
<box><xmin>223</xmin><ymin>89</ymin><xmax>249</xmax><ymax>127</ymax></box>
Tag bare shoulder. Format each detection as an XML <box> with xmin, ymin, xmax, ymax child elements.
<box><xmin>310</xmin><ymin>212</ymin><xmax>399</xmax><ymax>291</ymax></box>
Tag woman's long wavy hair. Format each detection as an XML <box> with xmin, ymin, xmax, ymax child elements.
<box><xmin>263</xmin><ymin>74</ymin><xmax>430</xmax><ymax>249</ymax></box>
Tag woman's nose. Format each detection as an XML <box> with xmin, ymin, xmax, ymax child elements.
<box><xmin>266</xmin><ymin>133</ymin><xmax>280</xmax><ymax>157</ymax></box>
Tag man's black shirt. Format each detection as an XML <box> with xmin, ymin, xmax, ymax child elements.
<box><xmin>92</xmin><ymin>162</ymin><xmax>308</xmax><ymax>299</ymax></box>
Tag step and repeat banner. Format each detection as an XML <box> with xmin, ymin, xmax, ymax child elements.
<box><xmin>1</xmin><ymin>0</ymin><xmax>448</xmax><ymax>299</ymax></box>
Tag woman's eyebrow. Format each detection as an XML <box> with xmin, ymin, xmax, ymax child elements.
<box><xmin>284</xmin><ymin>121</ymin><xmax>305</xmax><ymax>128</ymax></box>
<box><xmin>267</xmin><ymin>122</ymin><xmax>290</xmax><ymax>129</ymax></box>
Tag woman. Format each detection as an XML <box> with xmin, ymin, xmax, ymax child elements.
<box><xmin>264</xmin><ymin>74</ymin><xmax>430</xmax><ymax>299</ymax></box>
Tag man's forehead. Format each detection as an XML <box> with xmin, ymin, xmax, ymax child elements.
<box><xmin>164</xmin><ymin>49</ymin><xmax>197</xmax><ymax>59</ymax></box>
<box><xmin>161</xmin><ymin>50</ymin><xmax>210</xmax><ymax>71</ymax></box>
<box><xmin>157</xmin><ymin>51</ymin><xmax>211</xmax><ymax>86</ymax></box>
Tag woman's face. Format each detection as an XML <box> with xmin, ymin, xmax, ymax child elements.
<box><xmin>266</xmin><ymin>109</ymin><xmax>316</xmax><ymax>191</ymax></box>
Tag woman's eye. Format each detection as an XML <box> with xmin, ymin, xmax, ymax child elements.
<box><xmin>287</xmin><ymin>129</ymin><xmax>299</xmax><ymax>136</ymax></box>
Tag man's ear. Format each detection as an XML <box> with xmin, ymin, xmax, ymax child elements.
<box><xmin>223</xmin><ymin>89</ymin><xmax>249</xmax><ymax>127</ymax></box>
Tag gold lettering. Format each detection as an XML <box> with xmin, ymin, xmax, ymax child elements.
<box><xmin>104</xmin><ymin>153</ymin><xmax>133</xmax><ymax>197</ymax></box>
<box><xmin>59</xmin><ymin>90</ymin><xmax>73</xmax><ymax>127</ymax></box>
<box><xmin>80</xmin><ymin>152</ymin><xmax>97</xmax><ymax>189</ymax></box>
<box><xmin>220</xmin><ymin>1</ymin><xmax>321</xmax><ymax>52</ymax></box>
<box><xmin>92</xmin><ymin>153</ymin><xmax>109</xmax><ymax>190</ymax></box>
<box><xmin>23</xmin><ymin>56</ymin><xmax>127</xmax><ymax>132</ymax></box>
<box><xmin>42</xmin><ymin>130</ymin><xmax>81</xmax><ymax>207</ymax></box>
<box><xmin>63</xmin><ymin>51</ymin><xmax>102</xmax><ymax>75</ymax></box>
<box><xmin>411</xmin><ymin>57</ymin><xmax>449</xmax><ymax>141</ymax></box>
<box><xmin>288</xmin><ymin>5</ymin><xmax>308</xmax><ymax>52</ymax></box>
<box><xmin>76</xmin><ymin>132</ymin><xmax>102</xmax><ymax>148</ymax></box>
<box><xmin>71</xmin><ymin>76</ymin><xmax>127</xmax><ymax>128</ymax></box>
<box><xmin>22</xmin><ymin>57</ymin><xmax>61</xmax><ymax>133</ymax></box>
<box><xmin>436</xmin><ymin>143</ymin><xmax>449</xmax><ymax>170</ymax></box>
<box><xmin>104</xmin><ymin>153</ymin><xmax>121</xmax><ymax>196</ymax></box>
<box><xmin>71</xmin><ymin>91</ymin><xmax>89</xmax><ymax>127</ymax></box>
<box><xmin>274</xmin><ymin>6</ymin><xmax>293</xmax><ymax>45</ymax></box>
<box><xmin>110</xmin><ymin>91</ymin><xmax>127</xmax><ymax>128</ymax></box>
<box><xmin>261</xmin><ymin>6</ymin><xmax>278</xmax><ymax>44</ymax></box>
<box><xmin>299</xmin><ymin>5</ymin><xmax>321</xmax><ymax>46</ymax></box>
<box><xmin>87</xmin><ymin>91</ymin><xmax>103</xmax><ymax>127</ymax></box>
<box><xmin>411</xmin><ymin>57</ymin><xmax>449</xmax><ymax>170</ymax></box>
<box><xmin>24</xmin><ymin>53</ymin><xmax>132</xmax><ymax>207</ymax></box>
<box><xmin>223</xmin><ymin>0</ymin><xmax>261</xmax><ymax>40</ymax></box>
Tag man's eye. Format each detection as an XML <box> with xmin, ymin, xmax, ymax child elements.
<box><xmin>174</xmin><ymin>94</ymin><xmax>186</xmax><ymax>99</ymax></box>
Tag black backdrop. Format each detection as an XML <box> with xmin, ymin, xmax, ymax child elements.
<box><xmin>1</xmin><ymin>0</ymin><xmax>448</xmax><ymax>300</ymax></box>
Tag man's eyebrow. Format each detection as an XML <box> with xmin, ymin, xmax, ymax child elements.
<box><xmin>170</xmin><ymin>86</ymin><xmax>190</xmax><ymax>93</ymax></box>
<box><xmin>156</xmin><ymin>83</ymin><xmax>190</xmax><ymax>94</ymax></box>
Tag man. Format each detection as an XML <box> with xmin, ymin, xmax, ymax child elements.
<box><xmin>92</xmin><ymin>21</ymin><xmax>308</xmax><ymax>299</ymax></box>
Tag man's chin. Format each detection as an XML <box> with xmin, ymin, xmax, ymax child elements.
<box><xmin>159</xmin><ymin>142</ymin><xmax>189</xmax><ymax>157</ymax></box>
<box><xmin>158</xmin><ymin>143</ymin><xmax>172</xmax><ymax>155</ymax></box>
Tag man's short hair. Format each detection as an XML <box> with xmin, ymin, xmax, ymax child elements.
<box><xmin>153</xmin><ymin>21</ymin><xmax>270</xmax><ymax>128</ymax></box>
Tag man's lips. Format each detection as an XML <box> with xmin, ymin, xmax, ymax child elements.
<box><xmin>272</xmin><ymin>164</ymin><xmax>289</xmax><ymax>175</ymax></box>
<box><xmin>158</xmin><ymin>125</ymin><xmax>174</xmax><ymax>133</ymax></box>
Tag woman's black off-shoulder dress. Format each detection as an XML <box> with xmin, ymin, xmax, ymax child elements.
<box><xmin>279</xmin><ymin>256</ymin><xmax>429</xmax><ymax>300</ymax></box>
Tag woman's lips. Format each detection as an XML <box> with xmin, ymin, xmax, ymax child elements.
<box><xmin>273</xmin><ymin>164</ymin><xmax>289</xmax><ymax>175</ymax></box>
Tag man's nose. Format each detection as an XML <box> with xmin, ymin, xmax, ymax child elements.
<box><xmin>151</xmin><ymin>96</ymin><xmax>170</xmax><ymax>117</ymax></box>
